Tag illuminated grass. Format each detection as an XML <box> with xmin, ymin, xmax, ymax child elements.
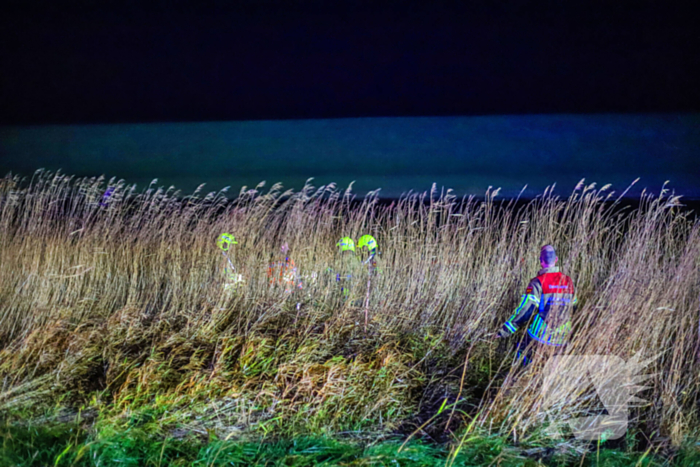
<box><xmin>0</xmin><ymin>170</ymin><xmax>698</xmax><ymax>463</ymax></box>
<box><xmin>3</xmin><ymin>418</ymin><xmax>697</xmax><ymax>466</ymax></box>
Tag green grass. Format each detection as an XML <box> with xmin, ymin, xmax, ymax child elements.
<box><xmin>3</xmin><ymin>418</ymin><xmax>698</xmax><ymax>467</ymax></box>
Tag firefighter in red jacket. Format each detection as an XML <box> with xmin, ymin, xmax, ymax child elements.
<box><xmin>268</xmin><ymin>242</ymin><xmax>302</xmax><ymax>293</ymax></box>
<box><xmin>497</xmin><ymin>245</ymin><xmax>577</xmax><ymax>364</ymax></box>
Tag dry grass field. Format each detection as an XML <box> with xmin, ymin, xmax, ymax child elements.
<box><xmin>0</xmin><ymin>170</ymin><xmax>698</xmax><ymax>465</ymax></box>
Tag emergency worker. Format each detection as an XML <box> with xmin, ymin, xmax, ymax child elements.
<box><xmin>268</xmin><ymin>242</ymin><xmax>301</xmax><ymax>293</ymax></box>
<box><xmin>216</xmin><ymin>233</ymin><xmax>244</xmax><ymax>289</ymax></box>
<box><xmin>497</xmin><ymin>245</ymin><xmax>577</xmax><ymax>364</ymax></box>
<box><xmin>334</xmin><ymin>236</ymin><xmax>359</xmax><ymax>296</ymax></box>
<box><xmin>357</xmin><ymin>234</ymin><xmax>378</xmax><ymax>268</ymax></box>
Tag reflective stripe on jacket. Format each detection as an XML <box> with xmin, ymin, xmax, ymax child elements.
<box><xmin>501</xmin><ymin>267</ymin><xmax>576</xmax><ymax>346</ymax></box>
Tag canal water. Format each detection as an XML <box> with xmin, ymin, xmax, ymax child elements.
<box><xmin>1</xmin><ymin>114</ymin><xmax>698</xmax><ymax>199</ymax></box>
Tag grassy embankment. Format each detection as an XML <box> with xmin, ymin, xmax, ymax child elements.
<box><xmin>0</xmin><ymin>171</ymin><xmax>699</xmax><ymax>466</ymax></box>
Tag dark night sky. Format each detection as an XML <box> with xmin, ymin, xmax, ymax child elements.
<box><xmin>1</xmin><ymin>0</ymin><xmax>699</xmax><ymax>124</ymax></box>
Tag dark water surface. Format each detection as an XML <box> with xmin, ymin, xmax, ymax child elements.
<box><xmin>1</xmin><ymin>114</ymin><xmax>698</xmax><ymax>199</ymax></box>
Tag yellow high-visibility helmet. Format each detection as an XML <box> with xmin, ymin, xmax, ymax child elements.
<box><xmin>337</xmin><ymin>236</ymin><xmax>355</xmax><ymax>252</ymax></box>
<box><xmin>357</xmin><ymin>234</ymin><xmax>377</xmax><ymax>254</ymax></box>
<box><xmin>217</xmin><ymin>233</ymin><xmax>238</xmax><ymax>251</ymax></box>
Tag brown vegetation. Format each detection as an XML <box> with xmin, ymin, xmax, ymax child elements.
<box><xmin>0</xmin><ymin>171</ymin><xmax>697</xmax><ymax>451</ymax></box>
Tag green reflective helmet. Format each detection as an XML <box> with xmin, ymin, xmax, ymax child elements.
<box><xmin>337</xmin><ymin>236</ymin><xmax>355</xmax><ymax>252</ymax></box>
<box><xmin>216</xmin><ymin>233</ymin><xmax>238</xmax><ymax>251</ymax></box>
<box><xmin>357</xmin><ymin>234</ymin><xmax>378</xmax><ymax>254</ymax></box>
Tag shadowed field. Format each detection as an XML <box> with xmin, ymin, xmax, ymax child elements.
<box><xmin>0</xmin><ymin>171</ymin><xmax>699</xmax><ymax>466</ymax></box>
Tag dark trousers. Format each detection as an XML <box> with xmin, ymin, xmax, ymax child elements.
<box><xmin>515</xmin><ymin>333</ymin><xmax>534</xmax><ymax>366</ymax></box>
<box><xmin>515</xmin><ymin>333</ymin><xmax>566</xmax><ymax>366</ymax></box>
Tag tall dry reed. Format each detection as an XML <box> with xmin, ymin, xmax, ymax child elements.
<box><xmin>0</xmin><ymin>170</ymin><xmax>697</xmax><ymax>447</ymax></box>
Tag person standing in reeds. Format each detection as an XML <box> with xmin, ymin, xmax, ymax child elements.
<box><xmin>333</xmin><ymin>236</ymin><xmax>358</xmax><ymax>297</ymax></box>
<box><xmin>268</xmin><ymin>242</ymin><xmax>302</xmax><ymax>294</ymax></box>
<box><xmin>497</xmin><ymin>245</ymin><xmax>577</xmax><ymax>364</ymax></box>
<box><xmin>357</xmin><ymin>234</ymin><xmax>379</xmax><ymax>272</ymax></box>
